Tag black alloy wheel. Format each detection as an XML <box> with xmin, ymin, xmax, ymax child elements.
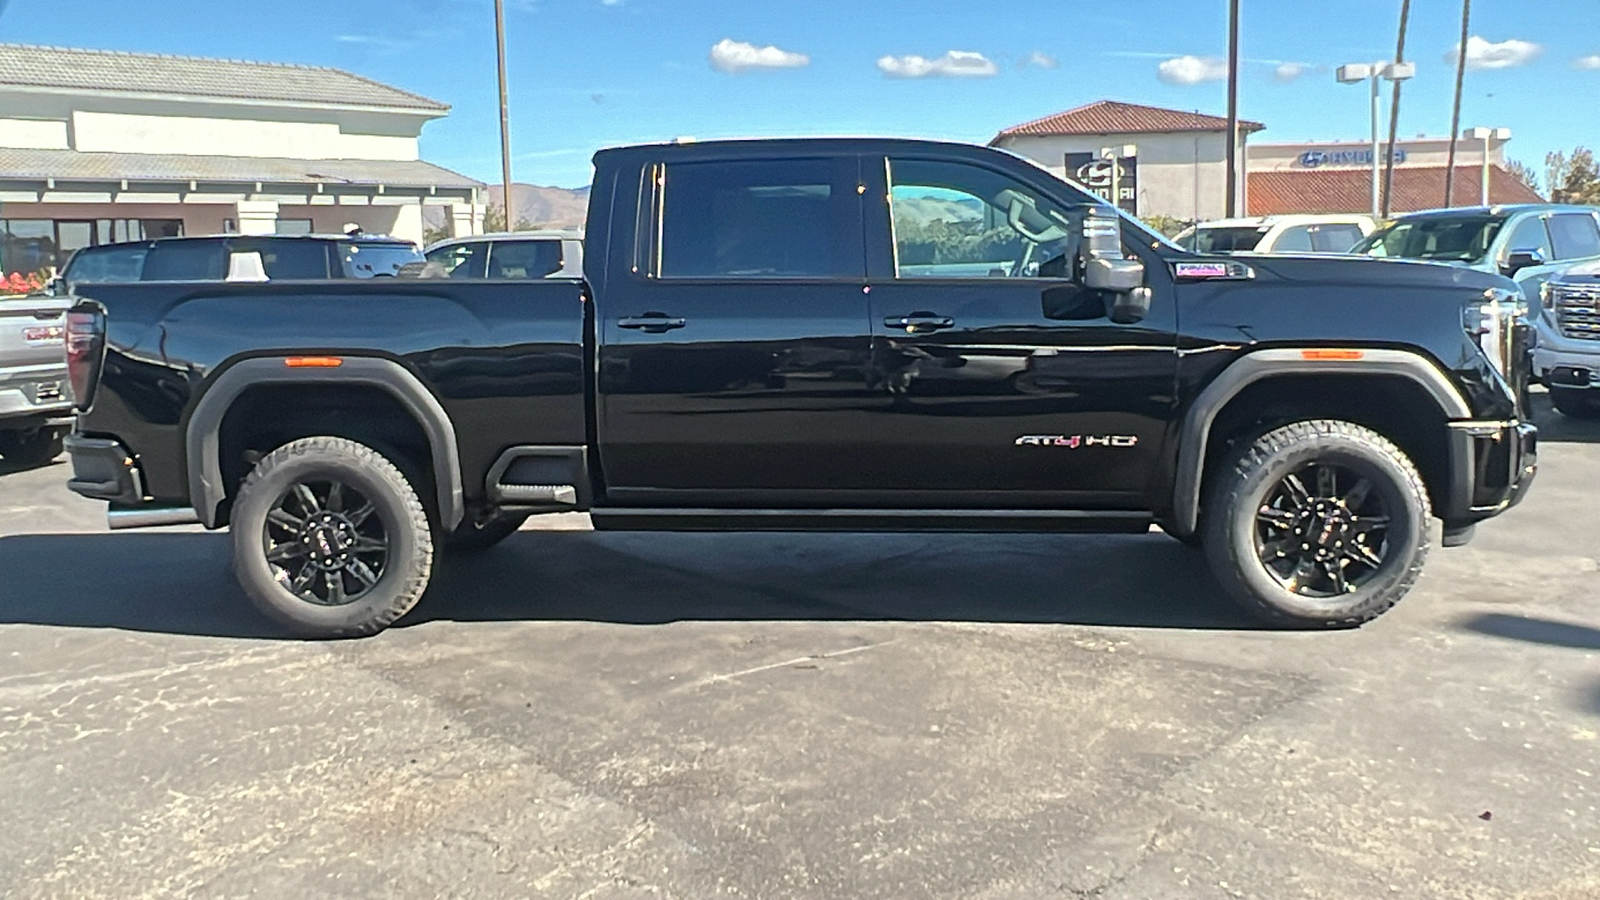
<box><xmin>1254</xmin><ymin>462</ymin><xmax>1390</xmax><ymax>598</ymax></box>
<box><xmin>264</xmin><ymin>480</ymin><xmax>389</xmax><ymax>606</ymax></box>
<box><xmin>231</xmin><ymin>436</ymin><xmax>433</xmax><ymax>638</ymax></box>
<box><xmin>1202</xmin><ymin>419</ymin><xmax>1430</xmax><ymax>629</ymax></box>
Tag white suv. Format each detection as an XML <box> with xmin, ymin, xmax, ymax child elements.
<box><xmin>1175</xmin><ymin>215</ymin><xmax>1378</xmax><ymax>255</ymax></box>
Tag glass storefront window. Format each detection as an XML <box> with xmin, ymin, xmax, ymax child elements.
<box><xmin>0</xmin><ymin>218</ymin><xmax>186</xmax><ymax>279</ymax></box>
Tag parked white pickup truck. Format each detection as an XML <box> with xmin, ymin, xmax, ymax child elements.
<box><xmin>0</xmin><ymin>293</ymin><xmax>73</xmax><ymax>466</ymax></box>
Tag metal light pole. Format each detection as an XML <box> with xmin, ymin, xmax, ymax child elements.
<box><xmin>1444</xmin><ymin>0</ymin><xmax>1472</xmax><ymax>207</ymax></box>
<box><xmin>1466</xmin><ymin>127</ymin><xmax>1512</xmax><ymax>206</ymax></box>
<box><xmin>494</xmin><ymin>0</ymin><xmax>515</xmax><ymax>233</ymax></box>
<box><xmin>1338</xmin><ymin>61</ymin><xmax>1413</xmax><ymax>219</ymax></box>
<box><xmin>1224</xmin><ymin>0</ymin><xmax>1241</xmax><ymax>218</ymax></box>
<box><xmin>1100</xmin><ymin>144</ymin><xmax>1137</xmax><ymax>213</ymax></box>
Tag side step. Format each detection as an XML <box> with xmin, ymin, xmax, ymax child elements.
<box><xmin>589</xmin><ymin>508</ymin><xmax>1152</xmax><ymax>534</ymax></box>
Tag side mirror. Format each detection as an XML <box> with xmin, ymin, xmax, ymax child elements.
<box><xmin>1077</xmin><ymin>206</ymin><xmax>1148</xmax><ymax>319</ymax></box>
<box><xmin>1502</xmin><ymin>248</ymin><xmax>1546</xmax><ymax>277</ymax></box>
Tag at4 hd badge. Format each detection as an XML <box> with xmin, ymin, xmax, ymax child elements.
<box><xmin>1015</xmin><ymin>435</ymin><xmax>1139</xmax><ymax>448</ymax></box>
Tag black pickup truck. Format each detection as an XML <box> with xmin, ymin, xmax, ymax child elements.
<box><xmin>63</xmin><ymin>138</ymin><xmax>1537</xmax><ymax>638</ymax></box>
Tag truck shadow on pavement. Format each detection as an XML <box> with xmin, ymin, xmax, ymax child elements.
<box><xmin>0</xmin><ymin>530</ymin><xmax>1254</xmax><ymax>639</ymax></box>
<box><xmin>1460</xmin><ymin>613</ymin><xmax>1600</xmax><ymax>717</ymax></box>
<box><xmin>1528</xmin><ymin>393</ymin><xmax>1600</xmax><ymax>444</ymax></box>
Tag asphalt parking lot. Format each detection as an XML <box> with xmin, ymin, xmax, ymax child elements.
<box><xmin>2</xmin><ymin>397</ymin><xmax>1598</xmax><ymax>900</ymax></box>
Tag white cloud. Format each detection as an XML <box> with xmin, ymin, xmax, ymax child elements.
<box><xmin>708</xmin><ymin>39</ymin><xmax>810</xmax><ymax>74</ymax></box>
<box><xmin>1022</xmin><ymin>50</ymin><xmax>1059</xmax><ymax>70</ymax></box>
<box><xmin>1157</xmin><ymin>55</ymin><xmax>1228</xmax><ymax>85</ymax></box>
<box><xmin>877</xmin><ymin>50</ymin><xmax>999</xmax><ymax>78</ymax></box>
<box><xmin>1576</xmin><ymin>54</ymin><xmax>1600</xmax><ymax>70</ymax></box>
<box><xmin>1448</xmin><ymin>35</ymin><xmax>1543</xmax><ymax>70</ymax></box>
<box><xmin>1273</xmin><ymin>62</ymin><xmax>1307</xmax><ymax>83</ymax></box>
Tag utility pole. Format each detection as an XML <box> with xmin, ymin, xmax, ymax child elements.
<box><xmin>1381</xmin><ymin>0</ymin><xmax>1411</xmax><ymax>218</ymax></box>
<box><xmin>1224</xmin><ymin>0</ymin><xmax>1241</xmax><ymax>218</ymax></box>
<box><xmin>494</xmin><ymin>0</ymin><xmax>515</xmax><ymax>232</ymax></box>
<box><xmin>1444</xmin><ymin>0</ymin><xmax>1471</xmax><ymax>208</ymax></box>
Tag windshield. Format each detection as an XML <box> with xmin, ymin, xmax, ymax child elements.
<box><xmin>1353</xmin><ymin>216</ymin><xmax>1506</xmax><ymax>263</ymax></box>
<box><xmin>1186</xmin><ymin>226</ymin><xmax>1267</xmax><ymax>253</ymax></box>
<box><xmin>340</xmin><ymin>242</ymin><xmax>423</xmax><ymax>278</ymax></box>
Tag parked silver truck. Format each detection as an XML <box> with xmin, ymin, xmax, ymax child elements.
<box><xmin>1536</xmin><ymin>259</ymin><xmax>1600</xmax><ymax>418</ymax></box>
<box><xmin>0</xmin><ymin>293</ymin><xmax>73</xmax><ymax>465</ymax></box>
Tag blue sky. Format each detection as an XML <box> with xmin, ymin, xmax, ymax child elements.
<box><xmin>3</xmin><ymin>0</ymin><xmax>1599</xmax><ymax>188</ymax></box>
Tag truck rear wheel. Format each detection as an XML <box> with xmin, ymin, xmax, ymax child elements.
<box><xmin>0</xmin><ymin>426</ymin><xmax>66</xmax><ymax>467</ymax></box>
<box><xmin>1202</xmin><ymin>420</ymin><xmax>1430</xmax><ymax>629</ymax></box>
<box><xmin>231</xmin><ymin>436</ymin><xmax>433</xmax><ymax>638</ymax></box>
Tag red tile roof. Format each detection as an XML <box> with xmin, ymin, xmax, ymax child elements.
<box><xmin>991</xmin><ymin>100</ymin><xmax>1264</xmax><ymax>141</ymax></box>
<box><xmin>1248</xmin><ymin>165</ymin><xmax>1544</xmax><ymax>216</ymax></box>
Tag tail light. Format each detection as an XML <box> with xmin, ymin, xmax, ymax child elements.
<box><xmin>66</xmin><ymin>302</ymin><xmax>106</xmax><ymax>412</ymax></box>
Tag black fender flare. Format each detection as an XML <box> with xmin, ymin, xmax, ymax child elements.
<box><xmin>185</xmin><ymin>356</ymin><xmax>465</xmax><ymax>530</ymax></box>
<box><xmin>1172</xmin><ymin>347</ymin><xmax>1473</xmax><ymax>536</ymax></box>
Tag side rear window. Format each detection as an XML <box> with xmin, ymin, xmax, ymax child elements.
<box><xmin>425</xmin><ymin>242</ymin><xmax>488</xmax><ymax>278</ymax></box>
<box><xmin>1548</xmin><ymin>214</ymin><xmax>1600</xmax><ymax>261</ymax></box>
<box><xmin>659</xmin><ymin>158</ymin><xmax>857</xmax><ymax>279</ymax></box>
<box><xmin>1272</xmin><ymin>226</ymin><xmax>1314</xmax><ymax>253</ymax></box>
<box><xmin>65</xmin><ymin>245</ymin><xmax>149</xmax><ymax>284</ymax></box>
<box><xmin>232</xmin><ymin>239</ymin><xmax>331</xmax><ymax>279</ymax></box>
<box><xmin>1503</xmin><ymin>216</ymin><xmax>1554</xmax><ymax>260</ymax></box>
<box><xmin>487</xmin><ymin>240</ymin><xmax>563</xmax><ymax>279</ymax></box>
<box><xmin>1313</xmin><ymin>224</ymin><xmax>1365</xmax><ymax>253</ymax></box>
<box><xmin>142</xmin><ymin>240</ymin><xmax>227</xmax><ymax>281</ymax></box>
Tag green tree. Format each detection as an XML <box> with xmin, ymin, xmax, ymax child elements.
<box><xmin>1546</xmin><ymin>148</ymin><xmax>1600</xmax><ymax>205</ymax></box>
<box><xmin>483</xmin><ymin>202</ymin><xmax>534</xmax><ymax>233</ymax></box>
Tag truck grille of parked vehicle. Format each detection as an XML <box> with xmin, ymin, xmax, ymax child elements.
<box><xmin>1549</xmin><ymin>282</ymin><xmax>1600</xmax><ymax>341</ymax></box>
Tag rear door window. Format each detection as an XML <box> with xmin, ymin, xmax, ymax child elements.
<box><xmin>64</xmin><ymin>244</ymin><xmax>149</xmax><ymax>284</ymax></box>
<box><xmin>659</xmin><ymin>157</ymin><xmax>860</xmax><ymax>279</ymax></box>
<box><xmin>141</xmin><ymin>239</ymin><xmax>227</xmax><ymax>281</ymax></box>
<box><xmin>1547</xmin><ymin>214</ymin><xmax>1600</xmax><ymax>261</ymax></box>
<box><xmin>486</xmin><ymin>240</ymin><xmax>563</xmax><ymax>279</ymax></box>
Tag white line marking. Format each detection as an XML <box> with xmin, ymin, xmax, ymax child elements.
<box><xmin>685</xmin><ymin>640</ymin><xmax>896</xmax><ymax>690</ymax></box>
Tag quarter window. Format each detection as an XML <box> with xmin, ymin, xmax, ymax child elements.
<box><xmin>63</xmin><ymin>245</ymin><xmax>149</xmax><ymax>285</ymax></box>
<box><xmin>888</xmin><ymin>158</ymin><xmax>1075</xmax><ymax>278</ymax></box>
<box><xmin>659</xmin><ymin>158</ymin><xmax>854</xmax><ymax>279</ymax></box>
<box><xmin>1547</xmin><ymin>214</ymin><xmax>1600</xmax><ymax>261</ymax></box>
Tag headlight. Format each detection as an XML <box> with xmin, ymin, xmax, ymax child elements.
<box><xmin>1463</xmin><ymin>287</ymin><xmax>1525</xmax><ymax>381</ymax></box>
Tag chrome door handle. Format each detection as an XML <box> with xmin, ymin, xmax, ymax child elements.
<box><xmin>885</xmin><ymin>314</ymin><xmax>955</xmax><ymax>334</ymax></box>
<box><xmin>618</xmin><ymin>314</ymin><xmax>687</xmax><ymax>333</ymax></box>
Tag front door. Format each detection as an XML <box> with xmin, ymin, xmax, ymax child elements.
<box><xmin>860</xmin><ymin>155</ymin><xmax>1179</xmax><ymax>509</ymax></box>
<box><xmin>597</xmin><ymin>154</ymin><xmax>877</xmax><ymax>505</ymax></box>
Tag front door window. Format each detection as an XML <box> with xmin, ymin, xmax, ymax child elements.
<box><xmin>889</xmin><ymin>159</ymin><xmax>1074</xmax><ymax>279</ymax></box>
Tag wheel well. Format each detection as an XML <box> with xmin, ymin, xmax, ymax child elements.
<box><xmin>215</xmin><ymin>384</ymin><xmax>436</xmax><ymax>526</ymax></box>
<box><xmin>1200</xmin><ymin>374</ymin><xmax>1452</xmax><ymax>516</ymax></box>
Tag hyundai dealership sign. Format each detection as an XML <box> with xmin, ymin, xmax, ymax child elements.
<box><xmin>1296</xmin><ymin>147</ymin><xmax>1408</xmax><ymax>168</ymax></box>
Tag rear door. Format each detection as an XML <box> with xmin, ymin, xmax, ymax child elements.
<box><xmin>859</xmin><ymin>154</ymin><xmax>1179</xmax><ymax>508</ymax></box>
<box><xmin>596</xmin><ymin>153</ymin><xmax>876</xmax><ymax>503</ymax></box>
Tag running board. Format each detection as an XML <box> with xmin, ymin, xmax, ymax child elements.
<box><xmin>589</xmin><ymin>508</ymin><xmax>1152</xmax><ymax>534</ymax></box>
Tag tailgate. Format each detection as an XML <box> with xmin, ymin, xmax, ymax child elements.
<box><xmin>0</xmin><ymin>295</ymin><xmax>72</xmax><ymax>369</ymax></box>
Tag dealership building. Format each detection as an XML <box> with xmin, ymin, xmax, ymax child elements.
<box><xmin>0</xmin><ymin>44</ymin><xmax>484</xmax><ymax>280</ymax></box>
<box><xmin>991</xmin><ymin>100</ymin><xmax>1541</xmax><ymax>223</ymax></box>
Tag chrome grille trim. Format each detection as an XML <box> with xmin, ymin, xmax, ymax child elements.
<box><xmin>1553</xmin><ymin>282</ymin><xmax>1600</xmax><ymax>341</ymax></box>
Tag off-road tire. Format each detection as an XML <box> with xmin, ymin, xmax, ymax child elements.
<box><xmin>0</xmin><ymin>426</ymin><xmax>65</xmax><ymax>467</ymax></box>
<box><xmin>1550</xmin><ymin>387</ymin><xmax>1600</xmax><ymax>419</ymax></box>
<box><xmin>231</xmin><ymin>436</ymin><xmax>433</xmax><ymax>639</ymax></box>
<box><xmin>445</xmin><ymin>513</ymin><xmax>529</xmax><ymax>554</ymax></box>
<box><xmin>1202</xmin><ymin>420</ymin><xmax>1431</xmax><ymax>629</ymax></box>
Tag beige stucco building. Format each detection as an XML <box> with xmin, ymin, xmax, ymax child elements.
<box><xmin>0</xmin><ymin>44</ymin><xmax>483</xmax><ymax>280</ymax></box>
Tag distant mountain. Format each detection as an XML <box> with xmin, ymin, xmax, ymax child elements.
<box><xmin>487</xmin><ymin>183</ymin><xmax>590</xmax><ymax>230</ymax></box>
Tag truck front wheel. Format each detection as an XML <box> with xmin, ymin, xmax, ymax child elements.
<box><xmin>1202</xmin><ymin>420</ymin><xmax>1430</xmax><ymax>629</ymax></box>
<box><xmin>231</xmin><ymin>436</ymin><xmax>434</xmax><ymax>638</ymax></box>
<box><xmin>1550</xmin><ymin>387</ymin><xmax>1600</xmax><ymax>419</ymax></box>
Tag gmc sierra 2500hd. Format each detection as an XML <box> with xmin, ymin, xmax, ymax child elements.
<box><xmin>63</xmin><ymin>138</ymin><xmax>1537</xmax><ymax>638</ymax></box>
